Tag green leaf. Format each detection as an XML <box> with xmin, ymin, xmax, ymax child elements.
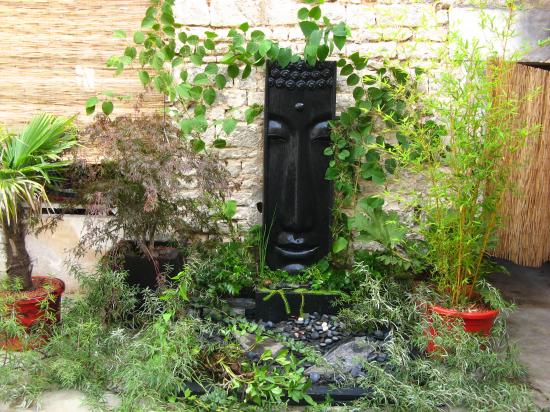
<box><xmin>223</xmin><ymin>118</ymin><xmax>237</xmax><ymax>135</ymax></box>
<box><xmin>353</xmin><ymin>87</ymin><xmax>365</xmax><ymax>100</ymax></box>
<box><xmin>333</xmin><ymin>22</ymin><xmax>347</xmax><ymax>37</ymax></box>
<box><xmin>190</xmin><ymin>53</ymin><xmax>203</xmax><ymax>65</ymax></box>
<box><xmin>133</xmin><ymin>31</ymin><xmax>145</xmax><ymax>44</ymax></box>
<box><xmin>113</xmin><ymin>30</ymin><xmax>126</xmax><ymax>39</ymax></box>
<box><xmin>213</xmin><ymin>138</ymin><xmax>227</xmax><ymax>149</ymax></box>
<box><xmin>227</xmin><ymin>64</ymin><xmax>239</xmax><ymax>79</ymax></box>
<box><xmin>204</xmin><ymin>38</ymin><xmax>215</xmax><ymax>50</ymax></box>
<box><xmin>340</xmin><ymin>64</ymin><xmax>353</xmax><ymax>76</ymax></box>
<box><xmin>193</xmin><ymin>73</ymin><xmax>209</xmax><ymax>85</ymax></box>
<box><xmin>332</xmin><ymin>237</ymin><xmax>348</xmax><ymax>254</ymax></box>
<box><xmin>347</xmin><ymin>73</ymin><xmax>360</xmax><ymax>86</ymax></box>
<box><xmin>101</xmin><ymin>101</ymin><xmax>114</xmax><ymax>116</ymax></box>
<box><xmin>85</xmin><ymin>96</ymin><xmax>99</xmax><ymax>108</ymax></box>
<box><xmin>338</xmin><ymin>149</ymin><xmax>350</xmax><ymax>160</ymax></box>
<box><xmin>277</xmin><ymin>48</ymin><xmax>292</xmax><ymax>68</ymax></box>
<box><xmin>242</xmin><ymin>64</ymin><xmax>252</xmax><ymax>79</ymax></box>
<box><xmin>299</xmin><ymin>21</ymin><xmax>318</xmax><ymax>37</ymax></box>
<box><xmin>297</xmin><ymin>7</ymin><xmax>309</xmax><ymax>20</ymax></box>
<box><xmin>245</xmin><ymin>104</ymin><xmax>263</xmax><ymax>124</ymax></box>
<box><xmin>333</xmin><ymin>35</ymin><xmax>346</xmax><ymax>50</ymax></box>
<box><xmin>85</xmin><ymin>106</ymin><xmax>95</xmax><ymax>115</ymax></box>
<box><xmin>222</xmin><ymin>200</ymin><xmax>237</xmax><ymax>219</ymax></box>
<box><xmin>259</xmin><ymin>40</ymin><xmax>272</xmax><ymax>57</ymax></box>
<box><xmin>204</xmin><ymin>63</ymin><xmax>218</xmax><ymax>75</ymax></box>
<box><xmin>215</xmin><ymin>74</ymin><xmax>227</xmax><ymax>89</ymax></box>
<box><xmin>309</xmin><ymin>29</ymin><xmax>322</xmax><ymax>47</ymax></box>
<box><xmin>187</xmin><ymin>35</ymin><xmax>199</xmax><ymax>45</ymax></box>
<box><xmin>191</xmin><ymin>138</ymin><xmax>206</xmax><ymax>152</ymax></box>
<box><xmin>317</xmin><ymin>44</ymin><xmax>329</xmax><ymax>61</ymax></box>
<box><xmin>251</xmin><ymin>30</ymin><xmax>265</xmax><ymax>42</ymax></box>
<box><xmin>239</xmin><ymin>22</ymin><xmax>249</xmax><ymax>32</ymax></box>
<box><xmin>323</xmin><ymin>147</ymin><xmax>333</xmax><ymax>156</ymax></box>
<box><xmin>124</xmin><ymin>46</ymin><xmax>137</xmax><ymax>59</ymax></box>
<box><xmin>141</xmin><ymin>16</ymin><xmax>155</xmax><ymax>29</ymax></box>
<box><xmin>138</xmin><ymin>70</ymin><xmax>150</xmax><ymax>86</ymax></box>
<box><xmin>203</xmin><ymin>87</ymin><xmax>216</xmax><ymax>105</ymax></box>
<box><xmin>309</xmin><ymin>6</ymin><xmax>321</xmax><ymax>20</ymax></box>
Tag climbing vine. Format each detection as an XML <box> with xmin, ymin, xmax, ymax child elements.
<box><xmin>87</xmin><ymin>0</ymin><xmax>425</xmax><ymax>269</ymax></box>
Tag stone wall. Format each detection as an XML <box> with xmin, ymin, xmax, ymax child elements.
<box><xmin>0</xmin><ymin>0</ymin><xmax>548</xmax><ymax>285</ymax></box>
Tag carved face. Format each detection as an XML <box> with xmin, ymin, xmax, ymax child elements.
<box><xmin>263</xmin><ymin>61</ymin><xmax>336</xmax><ymax>273</ymax></box>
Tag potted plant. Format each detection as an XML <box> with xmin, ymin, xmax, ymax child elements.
<box><xmin>391</xmin><ymin>5</ymin><xmax>532</xmax><ymax>347</ymax></box>
<box><xmin>0</xmin><ymin>113</ymin><xmax>77</xmax><ymax>348</ymax></box>
<box><xmin>73</xmin><ymin>112</ymin><xmax>231</xmax><ymax>290</ymax></box>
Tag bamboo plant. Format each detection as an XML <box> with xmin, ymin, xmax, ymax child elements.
<box><xmin>0</xmin><ymin>114</ymin><xmax>77</xmax><ymax>291</ymax></box>
<box><xmin>390</xmin><ymin>2</ymin><xmax>534</xmax><ymax>307</ymax></box>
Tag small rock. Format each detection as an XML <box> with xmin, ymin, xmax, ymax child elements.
<box><xmin>367</xmin><ymin>352</ymin><xmax>378</xmax><ymax>362</ymax></box>
<box><xmin>376</xmin><ymin>353</ymin><xmax>388</xmax><ymax>362</ymax></box>
<box><xmin>325</xmin><ymin>338</ymin><xmax>333</xmax><ymax>344</ymax></box>
<box><xmin>245</xmin><ymin>351</ymin><xmax>259</xmax><ymax>361</ymax></box>
<box><xmin>309</xmin><ymin>372</ymin><xmax>321</xmax><ymax>383</ymax></box>
<box><xmin>310</xmin><ymin>332</ymin><xmax>320</xmax><ymax>340</ymax></box>
<box><xmin>296</xmin><ymin>317</ymin><xmax>304</xmax><ymax>325</ymax></box>
<box><xmin>373</xmin><ymin>330</ymin><xmax>385</xmax><ymax>340</ymax></box>
<box><xmin>320</xmin><ymin>342</ymin><xmax>326</xmax><ymax>347</ymax></box>
<box><xmin>327</xmin><ymin>331</ymin><xmax>333</xmax><ymax>338</ymax></box>
<box><xmin>350</xmin><ymin>364</ymin><xmax>363</xmax><ymax>378</ymax></box>
<box><xmin>266</xmin><ymin>321</ymin><xmax>274</xmax><ymax>329</ymax></box>
<box><xmin>321</xmin><ymin>322</ymin><xmax>329</xmax><ymax>332</ymax></box>
<box><xmin>294</xmin><ymin>332</ymin><xmax>300</xmax><ymax>339</ymax></box>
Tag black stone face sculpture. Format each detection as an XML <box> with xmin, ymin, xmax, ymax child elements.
<box><xmin>263</xmin><ymin>60</ymin><xmax>336</xmax><ymax>273</ymax></box>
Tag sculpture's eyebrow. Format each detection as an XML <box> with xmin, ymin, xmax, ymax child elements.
<box><xmin>310</xmin><ymin>121</ymin><xmax>330</xmax><ymax>140</ymax></box>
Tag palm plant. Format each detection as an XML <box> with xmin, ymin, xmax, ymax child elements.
<box><xmin>0</xmin><ymin>114</ymin><xmax>77</xmax><ymax>291</ymax></box>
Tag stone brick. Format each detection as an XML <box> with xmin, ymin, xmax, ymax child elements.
<box><xmin>174</xmin><ymin>0</ymin><xmax>210</xmax><ymax>26</ymax></box>
<box><xmin>381</xmin><ymin>27</ymin><xmax>413</xmax><ymax>42</ymax></box>
<box><xmin>415</xmin><ymin>27</ymin><xmax>447</xmax><ymax>42</ymax></box>
<box><xmin>321</xmin><ymin>2</ymin><xmax>347</xmax><ymax>21</ymax></box>
<box><xmin>345</xmin><ymin>5</ymin><xmax>377</xmax><ymax>28</ymax></box>
<box><xmin>375</xmin><ymin>4</ymin><xmax>436</xmax><ymax>28</ymax></box>
<box><xmin>217</xmin><ymin>88</ymin><xmax>248</xmax><ymax>108</ymax></box>
<box><xmin>355</xmin><ymin>28</ymin><xmax>382</xmax><ymax>42</ymax></box>
<box><xmin>210</xmin><ymin>0</ymin><xmax>265</xmax><ymax>27</ymax></box>
<box><xmin>397</xmin><ymin>42</ymin><xmax>442</xmax><ymax>60</ymax></box>
<box><xmin>346</xmin><ymin>41</ymin><xmax>398</xmax><ymax>58</ymax></box>
<box><xmin>225</xmin><ymin>123</ymin><xmax>262</xmax><ymax>148</ymax></box>
<box><xmin>265</xmin><ymin>0</ymin><xmax>302</xmax><ymax>25</ymax></box>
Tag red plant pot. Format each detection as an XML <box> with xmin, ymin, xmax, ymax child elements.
<box><xmin>1</xmin><ymin>276</ymin><xmax>65</xmax><ymax>350</ymax></box>
<box><xmin>426</xmin><ymin>304</ymin><xmax>499</xmax><ymax>353</ymax></box>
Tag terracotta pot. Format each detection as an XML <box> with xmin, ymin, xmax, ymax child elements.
<box><xmin>1</xmin><ymin>276</ymin><xmax>65</xmax><ymax>350</ymax></box>
<box><xmin>426</xmin><ymin>304</ymin><xmax>499</xmax><ymax>352</ymax></box>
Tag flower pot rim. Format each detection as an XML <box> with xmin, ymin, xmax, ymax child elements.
<box><xmin>12</xmin><ymin>276</ymin><xmax>65</xmax><ymax>305</ymax></box>
<box><xmin>430</xmin><ymin>303</ymin><xmax>499</xmax><ymax>320</ymax></box>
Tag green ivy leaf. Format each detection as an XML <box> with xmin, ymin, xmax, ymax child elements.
<box><xmin>85</xmin><ymin>96</ymin><xmax>99</xmax><ymax>108</ymax></box>
<box><xmin>242</xmin><ymin>64</ymin><xmax>252</xmax><ymax>79</ymax></box>
<box><xmin>299</xmin><ymin>21</ymin><xmax>318</xmax><ymax>37</ymax></box>
<box><xmin>204</xmin><ymin>38</ymin><xmax>215</xmax><ymax>50</ymax></box>
<box><xmin>124</xmin><ymin>46</ymin><xmax>137</xmax><ymax>59</ymax></box>
<box><xmin>309</xmin><ymin>6</ymin><xmax>321</xmax><ymax>20</ymax></box>
<box><xmin>340</xmin><ymin>64</ymin><xmax>353</xmax><ymax>76</ymax></box>
<box><xmin>190</xmin><ymin>53</ymin><xmax>203</xmax><ymax>65</ymax></box>
<box><xmin>297</xmin><ymin>7</ymin><xmax>309</xmax><ymax>20</ymax></box>
<box><xmin>191</xmin><ymin>138</ymin><xmax>206</xmax><ymax>152</ymax></box>
<box><xmin>138</xmin><ymin>70</ymin><xmax>150</xmax><ymax>86</ymax></box>
<box><xmin>277</xmin><ymin>48</ymin><xmax>292</xmax><ymax>68</ymax></box>
<box><xmin>193</xmin><ymin>73</ymin><xmax>209</xmax><ymax>85</ymax></box>
<box><xmin>239</xmin><ymin>22</ymin><xmax>249</xmax><ymax>32</ymax></box>
<box><xmin>113</xmin><ymin>30</ymin><xmax>127</xmax><ymax>39</ymax></box>
<box><xmin>333</xmin><ymin>35</ymin><xmax>346</xmax><ymax>50</ymax></box>
<box><xmin>101</xmin><ymin>101</ymin><xmax>114</xmax><ymax>116</ymax></box>
<box><xmin>178</xmin><ymin>32</ymin><xmax>187</xmax><ymax>43</ymax></box>
<box><xmin>317</xmin><ymin>44</ymin><xmax>329</xmax><ymax>61</ymax></box>
<box><xmin>187</xmin><ymin>35</ymin><xmax>199</xmax><ymax>45</ymax></box>
<box><xmin>203</xmin><ymin>87</ymin><xmax>216</xmax><ymax>105</ymax></box>
<box><xmin>347</xmin><ymin>73</ymin><xmax>360</xmax><ymax>86</ymax></box>
<box><xmin>251</xmin><ymin>30</ymin><xmax>265</xmax><ymax>42</ymax></box>
<box><xmin>245</xmin><ymin>104</ymin><xmax>263</xmax><ymax>124</ymax></box>
<box><xmin>227</xmin><ymin>64</ymin><xmax>239</xmax><ymax>79</ymax></box>
<box><xmin>332</xmin><ymin>237</ymin><xmax>348</xmax><ymax>254</ymax></box>
<box><xmin>141</xmin><ymin>16</ymin><xmax>155</xmax><ymax>29</ymax></box>
<box><xmin>215</xmin><ymin>74</ymin><xmax>227</xmax><ymax>89</ymax></box>
<box><xmin>213</xmin><ymin>138</ymin><xmax>227</xmax><ymax>149</ymax></box>
<box><xmin>223</xmin><ymin>118</ymin><xmax>237</xmax><ymax>135</ymax></box>
<box><xmin>204</xmin><ymin>63</ymin><xmax>219</xmax><ymax>75</ymax></box>
<box><xmin>323</xmin><ymin>147</ymin><xmax>333</xmax><ymax>156</ymax></box>
<box><xmin>353</xmin><ymin>87</ymin><xmax>365</xmax><ymax>100</ymax></box>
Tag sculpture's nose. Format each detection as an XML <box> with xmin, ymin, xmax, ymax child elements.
<box><xmin>280</xmin><ymin>130</ymin><xmax>315</xmax><ymax>232</ymax></box>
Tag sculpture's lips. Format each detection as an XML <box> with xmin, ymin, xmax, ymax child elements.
<box><xmin>275</xmin><ymin>245</ymin><xmax>319</xmax><ymax>258</ymax></box>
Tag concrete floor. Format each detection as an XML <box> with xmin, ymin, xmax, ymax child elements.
<box><xmin>2</xmin><ymin>259</ymin><xmax>550</xmax><ymax>411</ymax></box>
<box><xmin>488</xmin><ymin>259</ymin><xmax>550</xmax><ymax>410</ymax></box>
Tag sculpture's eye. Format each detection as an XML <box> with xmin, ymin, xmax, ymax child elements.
<box><xmin>310</xmin><ymin>121</ymin><xmax>330</xmax><ymax>143</ymax></box>
<box><xmin>268</xmin><ymin>120</ymin><xmax>289</xmax><ymax>143</ymax></box>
